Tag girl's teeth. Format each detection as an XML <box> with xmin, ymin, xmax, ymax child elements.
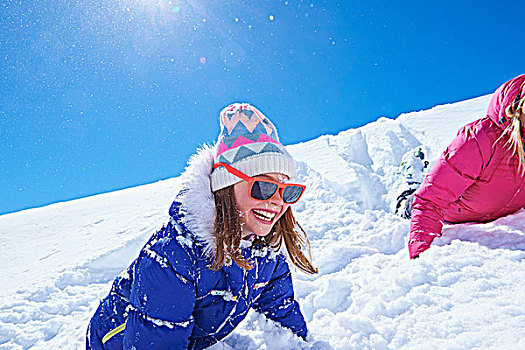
<box><xmin>253</xmin><ymin>210</ymin><xmax>276</xmax><ymax>221</ymax></box>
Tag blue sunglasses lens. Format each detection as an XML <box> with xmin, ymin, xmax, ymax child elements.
<box><xmin>251</xmin><ymin>181</ymin><xmax>278</xmax><ymax>200</ymax></box>
<box><xmin>282</xmin><ymin>186</ymin><xmax>304</xmax><ymax>203</ymax></box>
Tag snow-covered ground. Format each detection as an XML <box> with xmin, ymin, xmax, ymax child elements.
<box><xmin>2</xmin><ymin>94</ymin><xmax>525</xmax><ymax>349</ymax></box>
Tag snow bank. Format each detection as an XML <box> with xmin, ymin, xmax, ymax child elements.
<box><xmin>2</xmin><ymin>94</ymin><xmax>525</xmax><ymax>349</ymax></box>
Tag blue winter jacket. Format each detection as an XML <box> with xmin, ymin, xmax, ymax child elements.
<box><xmin>87</xmin><ymin>196</ymin><xmax>307</xmax><ymax>349</ymax></box>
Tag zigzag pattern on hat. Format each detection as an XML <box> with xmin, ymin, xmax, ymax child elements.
<box><xmin>217</xmin><ymin>133</ymin><xmax>280</xmax><ymax>157</ymax></box>
<box><xmin>221</xmin><ymin>107</ymin><xmax>275</xmax><ymax>137</ymax></box>
<box><xmin>217</xmin><ymin>142</ymin><xmax>285</xmax><ymax>165</ymax></box>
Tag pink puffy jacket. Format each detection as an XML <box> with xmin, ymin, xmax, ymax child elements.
<box><xmin>408</xmin><ymin>74</ymin><xmax>525</xmax><ymax>258</ymax></box>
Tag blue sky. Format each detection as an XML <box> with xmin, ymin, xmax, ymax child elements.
<box><xmin>1</xmin><ymin>0</ymin><xmax>524</xmax><ymax>215</ymax></box>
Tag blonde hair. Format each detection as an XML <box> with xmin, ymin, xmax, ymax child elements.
<box><xmin>500</xmin><ymin>92</ymin><xmax>525</xmax><ymax>175</ymax></box>
<box><xmin>211</xmin><ymin>186</ymin><xmax>318</xmax><ymax>274</ymax></box>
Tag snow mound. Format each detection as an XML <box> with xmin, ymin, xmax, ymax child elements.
<box><xmin>2</xmin><ymin>94</ymin><xmax>525</xmax><ymax>349</ymax></box>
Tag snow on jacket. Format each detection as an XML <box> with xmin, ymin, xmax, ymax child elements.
<box><xmin>409</xmin><ymin>74</ymin><xmax>525</xmax><ymax>258</ymax></box>
<box><xmin>87</xmin><ymin>146</ymin><xmax>307</xmax><ymax>349</ymax></box>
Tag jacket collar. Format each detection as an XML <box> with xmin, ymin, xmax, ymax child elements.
<box><xmin>174</xmin><ymin>145</ymin><xmax>217</xmax><ymax>259</ymax></box>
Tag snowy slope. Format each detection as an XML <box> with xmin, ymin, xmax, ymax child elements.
<box><xmin>2</xmin><ymin>94</ymin><xmax>525</xmax><ymax>349</ymax></box>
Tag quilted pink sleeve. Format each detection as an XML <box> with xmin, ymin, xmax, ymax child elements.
<box><xmin>408</xmin><ymin>123</ymin><xmax>492</xmax><ymax>258</ymax></box>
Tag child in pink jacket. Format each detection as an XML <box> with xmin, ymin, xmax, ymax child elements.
<box><xmin>408</xmin><ymin>74</ymin><xmax>525</xmax><ymax>259</ymax></box>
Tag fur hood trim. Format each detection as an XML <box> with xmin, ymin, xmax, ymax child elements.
<box><xmin>177</xmin><ymin>145</ymin><xmax>218</xmax><ymax>258</ymax></box>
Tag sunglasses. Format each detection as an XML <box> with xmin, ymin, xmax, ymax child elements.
<box><xmin>213</xmin><ymin>162</ymin><xmax>306</xmax><ymax>204</ymax></box>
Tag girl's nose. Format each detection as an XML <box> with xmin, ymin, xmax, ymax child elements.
<box><xmin>268</xmin><ymin>188</ymin><xmax>284</xmax><ymax>205</ymax></box>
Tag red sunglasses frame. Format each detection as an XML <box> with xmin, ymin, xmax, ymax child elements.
<box><xmin>213</xmin><ymin>162</ymin><xmax>306</xmax><ymax>204</ymax></box>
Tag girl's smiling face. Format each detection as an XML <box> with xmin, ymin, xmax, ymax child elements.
<box><xmin>233</xmin><ymin>173</ymin><xmax>291</xmax><ymax>239</ymax></box>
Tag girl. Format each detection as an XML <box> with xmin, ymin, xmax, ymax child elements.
<box><xmin>87</xmin><ymin>103</ymin><xmax>317</xmax><ymax>349</ymax></box>
<box><xmin>408</xmin><ymin>74</ymin><xmax>525</xmax><ymax>259</ymax></box>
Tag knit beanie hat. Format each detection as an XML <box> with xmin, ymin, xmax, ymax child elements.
<box><xmin>210</xmin><ymin>103</ymin><xmax>296</xmax><ymax>192</ymax></box>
